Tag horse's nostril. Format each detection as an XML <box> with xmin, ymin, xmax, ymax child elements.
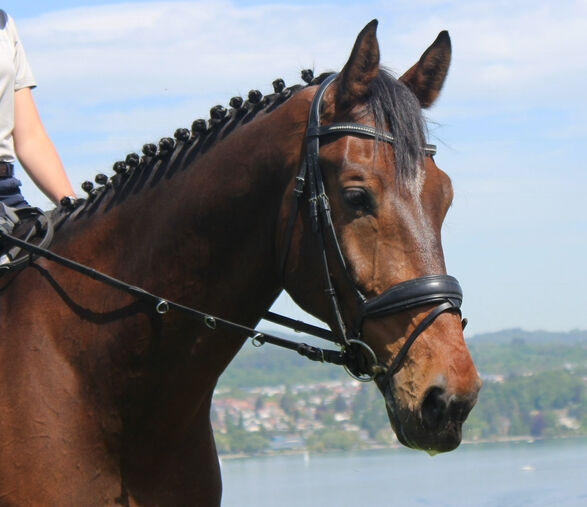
<box><xmin>421</xmin><ymin>387</ymin><xmax>478</xmax><ymax>432</ymax></box>
<box><xmin>448</xmin><ymin>393</ymin><xmax>477</xmax><ymax>424</ymax></box>
<box><xmin>421</xmin><ymin>386</ymin><xmax>447</xmax><ymax>430</ymax></box>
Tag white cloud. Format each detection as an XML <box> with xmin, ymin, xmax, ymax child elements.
<box><xmin>19</xmin><ymin>1</ymin><xmax>587</xmax><ymax>120</ymax></box>
<box><xmin>381</xmin><ymin>0</ymin><xmax>587</xmax><ymax>111</ymax></box>
<box><xmin>20</xmin><ymin>2</ymin><xmax>364</xmax><ymax>104</ymax></box>
<box><xmin>15</xmin><ymin>0</ymin><xmax>586</xmax><ymax>202</ymax></box>
<box><xmin>18</xmin><ymin>1</ymin><xmax>380</xmax><ymax>198</ymax></box>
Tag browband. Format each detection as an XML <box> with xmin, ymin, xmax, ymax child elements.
<box><xmin>281</xmin><ymin>72</ymin><xmax>464</xmax><ymax>381</ymax></box>
<box><xmin>309</xmin><ymin>123</ymin><xmax>437</xmax><ymax>156</ymax></box>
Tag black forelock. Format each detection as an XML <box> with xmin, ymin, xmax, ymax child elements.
<box><xmin>58</xmin><ymin>68</ymin><xmax>427</xmax><ymax>221</ymax></box>
<box><xmin>366</xmin><ymin>68</ymin><xmax>426</xmax><ymax>183</ymax></box>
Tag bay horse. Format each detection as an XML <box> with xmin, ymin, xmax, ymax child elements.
<box><xmin>0</xmin><ymin>20</ymin><xmax>481</xmax><ymax>506</ymax></box>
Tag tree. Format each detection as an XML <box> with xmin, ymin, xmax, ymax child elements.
<box><xmin>334</xmin><ymin>394</ymin><xmax>347</xmax><ymax>413</ymax></box>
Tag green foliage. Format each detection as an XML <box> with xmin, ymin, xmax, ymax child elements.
<box><xmin>215</xmin><ymin>425</ymin><xmax>270</xmax><ymax>455</ymax></box>
<box><xmin>352</xmin><ymin>385</ymin><xmax>389</xmax><ymax>439</ymax></box>
<box><xmin>334</xmin><ymin>394</ymin><xmax>348</xmax><ymax>413</ymax></box>
<box><xmin>307</xmin><ymin>429</ymin><xmax>359</xmax><ymax>452</ymax></box>
<box><xmin>463</xmin><ymin>370</ymin><xmax>587</xmax><ymax>440</ymax></box>
<box><xmin>280</xmin><ymin>388</ymin><xmax>297</xmax><ymax>414</ymax></box>
<box><xmin>470</xmin><ymin>329</ymin><xmax>587</xmax><ymax>346</ymax></box>
<box><xmin>374</xmin><ymin>428</ymin><xmax>395</xmax><ymax>445</ymax></box>
<box><xmin>468</xmin><ymin>336</ymin><xmax>587</xmax><ymax>377</ymax></box>
<box><xmin>218</xmin><ymin>340</ymin><xmax>347</xmax><ymax>389</ymax></box>
<box><xmin>214</xmin><ymin>330</ymin><xmax>587</xmax><ymax>453</ymax></box>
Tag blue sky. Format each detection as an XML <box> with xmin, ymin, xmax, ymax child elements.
<box><xmin>4</xmin><ymin>0</ymin><xmax>586</xmax><ymax>337</ymax></box>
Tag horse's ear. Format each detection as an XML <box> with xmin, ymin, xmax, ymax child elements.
<box><xmin>336</xmin><ymin>19</ymin><xmax>380</xmax><ymax>109</ymax></box>
<box><xmin>400</xmin><ymin>31</ymin><xmax>451</xmax><ymax>109</ymax></box>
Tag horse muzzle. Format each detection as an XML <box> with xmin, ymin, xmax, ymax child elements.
<box><xmin>379</xmin><ymin>374</ymin><xmax>481</xmax><ymax>453</ymax></box>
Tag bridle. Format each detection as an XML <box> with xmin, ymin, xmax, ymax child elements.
<box><xmin>278</xmin><ymin>73</ymin><xmax>465</xmax><ymax>383</ymax></box>
<box><xmin>0</xmin><ymin>73</ymin><xmax>465</xmax><ymax>386</ymax></box>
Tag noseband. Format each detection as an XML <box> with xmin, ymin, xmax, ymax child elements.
<box><xmin>280</xmin><ymin>73</ymin><xmax>465</xmax><ymax>382</ymax></box>
<box><xmin>0</xmin><ymin>73</ymin><xmax>465</xmax><ymax>387</ymax></box>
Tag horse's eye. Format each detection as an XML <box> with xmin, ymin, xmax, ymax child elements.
<box><xmin>343</xmin><ymin>187</ymin><xmax>373</xmax><ymax>212</ymax></box>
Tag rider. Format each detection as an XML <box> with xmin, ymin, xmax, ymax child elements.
<box><xmin>0</xmin><ymin>10</ymin><xmax>75</xmax><ymax>240</ymax></box>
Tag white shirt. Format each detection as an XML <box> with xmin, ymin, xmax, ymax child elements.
<box><xmin>0</xmin><ymin>11</ymin><xmax>36</xmax><ymax>163</ymax></box>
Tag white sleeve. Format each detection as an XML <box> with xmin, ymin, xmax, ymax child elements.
<box><xmin>7</xmin><ymin>14</ymin><xmax>36</xmax><ymax>90</ymax></box>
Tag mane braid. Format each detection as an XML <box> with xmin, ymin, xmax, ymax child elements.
<box><xmin>57</xmin><ymin>77</ymin><xmax>310</xmax><ymax>223</ymax></box>
<box><xmin>56</xmin><ymin>68</ymin><xmax>426</xmax><ymax>223</ymax></box>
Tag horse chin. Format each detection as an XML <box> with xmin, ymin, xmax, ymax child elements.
<box><xmin>383</xmin><ymin>390</ymin><xmax>464</xmax><ymax>455</ymax></box>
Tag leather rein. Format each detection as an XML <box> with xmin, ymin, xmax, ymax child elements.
<box><xmin>0</xmin><ymin>73</ymin><xmax>465</xmax><ymax>384</ymax></box>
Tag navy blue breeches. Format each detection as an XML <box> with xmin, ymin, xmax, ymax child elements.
<box><xmin>0</xmin><ymin>176</ymin><xmax>29</xmax><ymax>208</ymax></box>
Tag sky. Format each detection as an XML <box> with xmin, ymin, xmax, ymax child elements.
<box><xmin>3</xmin><ymin>0</ymin><xmax>586</xmax><ymax>338</ymax></box>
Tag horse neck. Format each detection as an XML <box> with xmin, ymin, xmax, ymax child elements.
<box><xmin>54</xmin><ymin>99</ymin><xmax>306</xmax><ymax>383</ymax></box>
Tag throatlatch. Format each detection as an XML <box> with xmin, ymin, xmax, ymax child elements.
<box><xmin>0</xmin><ymin>74</ymin><xmax>465</xmax><ymax>384</ymax></box>
<box><xmin>280</xmin><ymin>73</ymin><xmax>465</xmax><ymax>381</ymax></box>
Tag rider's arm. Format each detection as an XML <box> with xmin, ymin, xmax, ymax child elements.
<box><xmin>13</xmin><ymin>87</ymin><xmax>75</xmax><ymax>205</ymax></box>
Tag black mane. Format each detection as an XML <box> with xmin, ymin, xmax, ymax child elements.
<box><xmin>60</xmin><ymin>68</ymin><xmax>427</xmax><ymax>221</ymax></box>
<box><xmin>367</xmin><ymin>68</ymin><xmax>426</xmax><ymax>183</ymax></box>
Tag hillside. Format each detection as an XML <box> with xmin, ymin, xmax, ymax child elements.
<box><xmin>468</xmin><ymin>328</ymin><xmax>587</xmax><ymax>345</ymax></box>
<box><xmin>218</xmin><ymin>328</ymin><xmax>587</xmax><ymax>389</ymax></box>
<box><xmin>213</xmin><ymin>329</ymin><xmax>587</xmax><ymax>454</ymax></box>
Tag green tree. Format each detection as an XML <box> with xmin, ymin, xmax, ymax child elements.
<box><xmin>334</xmin><ymin>394</ymin><xmax>348</xmax><ymax>413</ymax></box>
<box><xmin>280</xmin><ymin>388</ymin><xmax>298</xmax><ymax>416</ymax></box>
<box><xmin>307</xmin><ymin>430</ymin><xmax>359</xmax><ymax>452</ymax></box>
<box><xmin>351</xmin><ymin>385</ymin><xmax>389</xmax><ymax>438</ymax></box>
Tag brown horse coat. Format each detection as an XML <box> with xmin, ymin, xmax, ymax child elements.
<box><xmin>0</xmin><ymin>20</ymin><xmax>480</xmax><ymax>506</ymax></box>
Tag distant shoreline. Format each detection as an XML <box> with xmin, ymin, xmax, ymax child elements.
<box><xmin>218</xmin><ymin>434</ymin><xmax>587</xmax><ymax>461</ymax></box>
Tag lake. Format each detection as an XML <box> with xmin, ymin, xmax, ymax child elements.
<box><xmin>220</xmin><ymin>438</ymin><xmax>587</xmax><ymax>506</ymax></box>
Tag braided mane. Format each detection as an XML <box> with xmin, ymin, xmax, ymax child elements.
<box><xmin>56</xmin><ymin>67</ymin><xmax>426</xmax><ymax>222</ymax></box>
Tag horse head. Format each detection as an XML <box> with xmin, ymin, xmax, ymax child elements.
<box><xmin>282</xmin><ymin>20</ymin><xmax>481</xmax><ymax>453</ymax></box>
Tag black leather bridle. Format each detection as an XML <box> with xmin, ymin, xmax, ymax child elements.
<box><xmin>279</xmin><ymin>73</ymin><xmax>465</xmax><ymax>383</ymax></box>
<box><xmin>0</xmin><ymin>73</ymin><xmax>465</xmax><ymax>385</ymax></box>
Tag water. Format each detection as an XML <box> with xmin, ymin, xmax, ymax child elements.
<box><xmin>221</xmin><ymin>438</ymin><xmax>587</xmax><ymax>506</ymax></box>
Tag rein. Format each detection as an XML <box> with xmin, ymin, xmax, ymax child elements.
<box><xmin>0</xmin><ymin>230</ymin><xmax>349</xmax><ymax>368</ymax></box>
<box><xmin>0</xmin><ymin>73</ymin><xmax>465</xmax><ymax>384</ymax></box>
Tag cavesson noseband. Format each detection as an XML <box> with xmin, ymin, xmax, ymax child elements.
<box><xmin>0</xmin><ymin>73</ymin><xmax>465</xmax><ymax>386</ymax></box>
<box><xmin>278</xmin><ymin>73</ymin><xmax>464</xmax><ymax>383</ymax></box>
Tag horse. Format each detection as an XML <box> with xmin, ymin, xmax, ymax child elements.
<box><xmin>0</xmin><ymin>20</ymin><xmax>481</xmax><ymax>506</ymax></box>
